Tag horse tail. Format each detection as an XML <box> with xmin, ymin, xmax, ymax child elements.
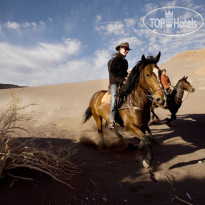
<box><xmin>83</xmin><ymin>107</ymin><xmax>92</xmax><ymax>123</ymax></box>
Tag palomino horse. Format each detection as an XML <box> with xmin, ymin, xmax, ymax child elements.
<box><xmin>151</xmin><ymin>76</ymin><xmax>195</xmax><ymax>122</ymax></box>
<box><xmin>83</xmin><ymin>52</ymin><xmax>165</xmax><ymax>168</ymax></box>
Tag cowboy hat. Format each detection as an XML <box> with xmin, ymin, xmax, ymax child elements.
<box><xmin>116</xmin><ymin>42</ymin><xmax>131</xmax><ymax>51</ymax></box>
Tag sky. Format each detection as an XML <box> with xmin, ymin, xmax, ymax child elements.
<box><xmin>0</xmin><ymin>0</ymin><xmax>204</xmax><ymax>86</ymax></box>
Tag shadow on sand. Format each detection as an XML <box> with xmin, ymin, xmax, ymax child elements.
<box><xmin>0</xmin><ymin>114</ymin><xmax>205</xmax><ymax>205</ymax></box>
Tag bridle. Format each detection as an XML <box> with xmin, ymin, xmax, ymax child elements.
<box><xmin>171</xmin><ymin>81</ymin><xmax>194</xmax><ymax>93</ymax></box>
<box><xmin>141</xmin><ymin>68</ymin><xmax>163</xmax><ymax>101</ymax></box>
<box><xmin>171</xmin><ymin>83</ymin><xmax>192</xmax><ymax>103</ymax></box>
<box><xmin>119</xmin><ymin>67</ymin><xmax>163</xmax><ymax>111</ymax></box>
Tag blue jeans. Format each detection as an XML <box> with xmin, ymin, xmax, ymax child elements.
<box><xmin>110</xmin><ymin>84</ymin><xmax>117</xmax><ymax>122</ymax></box>
<box><xmin>164</xmin><ymin>89</ymin><xmax>169</xmax><ymax>95</ymax></box>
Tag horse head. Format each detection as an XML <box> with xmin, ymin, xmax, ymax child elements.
<box><xmin>179</xmin><ymin>76</ymin><xmax>195</xmax><ymax>93</ymax></box>
<box><xmin>140</xmin><ymin>52</ymin><xmax>165</xmax><ymax>106</ymax></box>
<box><xmin>116</xmin><ymin>52</ymin><xmax>165</xmax><ymax>109</ymax></box>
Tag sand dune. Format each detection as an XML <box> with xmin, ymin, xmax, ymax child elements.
<box><xmin>160</xmin><ymin>48</ymin><xmax>205</xmax><ymax>88</ymax></box>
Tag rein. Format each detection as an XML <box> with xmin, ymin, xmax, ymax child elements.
<box><xmin>171</xmin><ymin>85</ymin><xmax>191</xmax><ymax>103</ymax></box>
<box><xmin>119</xmin><ymin>99</ymin><xmax>148</xmax><ymax>111</ymax></box>
<box><xmin>174</xmin><ymin>91</ymin><xmax>190</xmax><ymax>103</ymax></box>
<box><xmin>182</xmin><ymin>92</ymin><xmax>190</xmax><ymax>102</ymax></box>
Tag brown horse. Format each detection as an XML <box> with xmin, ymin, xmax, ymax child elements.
<box><xmin>83</xmin><ymin>52</ymin><xmax>165</xmax><ymax>168</ymax></box>
<box><xmin>151</xmin><ymin>76</ymin><xmax>195</xmax><ymax>122</ymax></box>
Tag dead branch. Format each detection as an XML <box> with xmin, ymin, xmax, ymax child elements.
<box><xmin>171</xmin><ymin>195</ymin><xmax>193</xmax><ymax>205</ymax></box>
<box><xmin>0</xmin><ymin>90</ymin><xmax>78</xmax><ymax>189</ymax></box>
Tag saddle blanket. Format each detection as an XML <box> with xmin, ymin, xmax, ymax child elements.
<box><xmin>101</xmin><ymin>91</ymin><xmax>111</xmax><ymax>104</ymax></box>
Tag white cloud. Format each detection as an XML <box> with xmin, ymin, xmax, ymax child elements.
<box><xmin>23</xmin><ymin>22</ymin><xmax>31</xmax><ymax>28</ymax></box>
<box><xmin>3</xmin><ymin>20</ymin><xmax>45</xmax><ymax>31</ymax></box>
<box><xmin>0</xmin><ymin>38</ymin><xmax>111</xmax><ymax>86</ymax></box>
<box><xmin>5</xmin><ymin>21</ymin><xmax>20</xmax><ymax>29</ymax></box>
<box><xmin>96</xmin><ymin>15</ymin><xmax>102</xmax><ymax>22</ymax></box>
<box><xmin>161</xmin><ymin>0</ymin><xmax>178</xmax><ymax>6</ymax></box>
<box><xmin>124</xmin><ymin>18</ymin><xmax>136</xmax><ymax>27</ymax></box>
<box><xmin>40</xmin><ymin>21</ymin><xmax>45</xmax><ymax>26</ymax></box>
<box><xmin>144</xmin><ymin>3</ymin><xmax>159</xmax><ymax>12</ymax></box>
<box><xmin>96</xmin><ymin>21</ymin><xmax>126</xmax><ymax>35</ymax></box>
<box><xmin>32</xmin><ymin>22</ymin><xmax>37</xmax><ymax>27</ymax></box>
<box><xmin>93</xmin><ymin>49</ymin><xmax>110</xmax><ymax>69</ymax></box>
<box><xmin>115</xmin><ymin>36</ymin><xmax>142</xmax><ymax>47</ymax></box>
<box><xmin>96</xmin><ymin>18</ymin><xmax>138</xmax><ymax>37</ymax></box>
<box><xmin>0</xmin><ymin>39</ymin><xmax>84</xmax><ymax>86</ymax></box>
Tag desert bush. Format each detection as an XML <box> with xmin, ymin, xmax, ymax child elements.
<box><xmin>0</xmin><ymin>91</ymin><xmax>78</xmax><ymax>189</ymax></box>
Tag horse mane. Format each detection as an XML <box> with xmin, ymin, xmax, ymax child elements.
<box><xmin>116</xmin><ymin>55</ymin><xmax>157</xmax><ymax>109</ymax></box>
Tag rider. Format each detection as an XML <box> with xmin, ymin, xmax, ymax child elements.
<box><xmin>161</xmin><ymin>69</ymin><xmax>171</xmax><ymax>96</ymax></box>
<box><xmin>108</xmin><ymin>42</ymin><xmax>131</xmax><ymax>129</ymax></box>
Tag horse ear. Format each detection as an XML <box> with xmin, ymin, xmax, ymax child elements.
<box><xmin>154</xmin><ymin>51</ymin><xmax>161</xmax><ymax>63</ymax></box>
<box><xmin>141</xmin><ymin>54</ymin><xmax>146</xmax><ymax>62</ymax></box>
<box><xmin>186</xmin><ymin>76</ymin><xmax>188</xmax><ymax>79</ymax></box>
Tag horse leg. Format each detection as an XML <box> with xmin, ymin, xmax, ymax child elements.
<box><xmin>110</xmin><ymin>128</ymin><xmax>124</xmax><ymax>147</ymax></box>
<box><xmin>143</xmin><ymin>145</ymin><xmax>153</xmax><ymax>168</ymax></box>
<box><xmin>145</xmin><ymin>125</ymin><xmax>157</xmax><ymax>144</ymax></box>
<box><xmin>167</xmin><ymin>111</ymin><xmax>177</xmax><ymax>123</ymax></box>
<box><xmin>171</xmin><ymin>113</ymin><xmax>176</xmax><ymax>120</ymax></box>
<box><xmin>112</xmin><ymin>128</ymin><xmax>123</xmax><ymax>140</ymax></box>
<box><xmin>151</xmin><ymin>109</ymin><xmax>159</xmax><ymax>120</ymax></box>
<box><xmin>93</xmin><ymin>115</ymin><xmax>106</xmax><ymax>149</ymax></box>
<box><xmin>141</xmin><ymin>125</ymin><xmax>157</xmax><ymax>145</ymax></box>
<box><xmin>128</xmin><ymin>124</ymin><xmax>153</xmax><ymax>168</ymax></box>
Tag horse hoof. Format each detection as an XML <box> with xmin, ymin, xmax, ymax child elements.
<box><xmin>143</xmin><ymin>160</ymin><xmax>150</xmax><ymax>168</ymax></box>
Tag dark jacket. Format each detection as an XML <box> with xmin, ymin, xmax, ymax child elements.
<box><xmin>108</xmin><ymin>53</ymin><xmax>128</xmax><ymax>85</ymax></box>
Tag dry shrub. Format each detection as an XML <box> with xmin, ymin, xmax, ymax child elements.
<box><xmin>0</xmin><ymin>91</ymin><xmax>31</xmax><ymax>137</ymax></box>
<box><xmin>0</xmin><ymin>91</ymin><xmax>78</xmax><ymax>189</ymax></box>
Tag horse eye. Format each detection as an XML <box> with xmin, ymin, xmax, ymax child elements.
<box><xmin>146</xmin><ymin>73</ymin><xmax>150</xmax><ymax>77</ymax></box>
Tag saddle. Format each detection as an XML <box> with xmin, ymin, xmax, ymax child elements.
<box><xmin>101</xmin><ymin>88</ymin><xmax>124</xmax><ymax>127</ymax></box>
<box><xmin>102</xmin><ymin>71</ymin><xmax>130</xmax><ymax>104</ymax></box>
<box><xmin>101</xmin><ymin>91</ymin><xmax>111</xmax><ymax>104</ymax></box>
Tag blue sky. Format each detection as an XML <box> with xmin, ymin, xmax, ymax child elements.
<box><xmin>0</xmin><ymin>0</ymin><xmax>204</xmax><ymax>86</ymax></box>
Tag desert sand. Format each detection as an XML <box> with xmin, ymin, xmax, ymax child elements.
<box><xmin>0</xmin><ymin>48</ymin><xmax>205</xmax><ymax>205</ymax></box>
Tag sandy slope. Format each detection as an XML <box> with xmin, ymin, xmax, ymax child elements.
<box><xmin>0</xmin><ymin>48</ymin><xmax>205</xmax><ymax>205</ymax></box>
<box><xmin>160</xmin><ymin>48</ymin><xmax>205</xmax><ymax>89</ymax></box>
